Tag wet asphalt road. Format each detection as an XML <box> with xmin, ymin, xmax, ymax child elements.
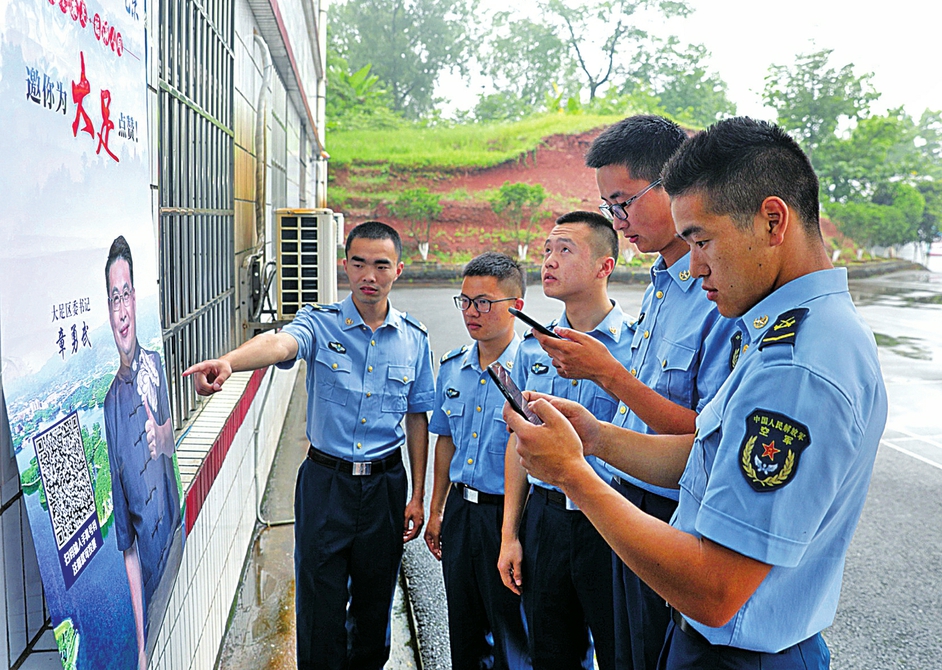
<box><xmin>394</xmin><ymin>268</ymin><xmax>942</xmax><ymax>670</ymax></box>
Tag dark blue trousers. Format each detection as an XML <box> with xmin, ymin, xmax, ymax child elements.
<box><xmin>441</xmin><ymin>487</ymin><xmax>531</xmax><ymax>670</ymax></box>
<box><xmin>657</xmin><ymin>619</ymin><xmax>831</xmax><ymax>669</ymax></box>
<box><xmin>294</xmin><ymin>456</ymin><xmax>406</xmax><ymax>670</ymax></box>
<box><xmin>522</xmin><ymin>489</ymin><xmax>616</xmax><ymax>670</ymax></box>
<box><xmin>611</xmin><ymin>478</ymin><xmax>678</xmax><ymax>670</ymax></box>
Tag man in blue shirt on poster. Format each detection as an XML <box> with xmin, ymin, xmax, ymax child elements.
<box><xmin>184</xmin><ymin>221</ymin><xmax>435</xmax><ymax>670</ymax></box>
<box><xmin>504</xmin><ymin>117</ymin><xmax>887</xmax><ymax>670</ymax></box>
<box><xmin>425</xmin><ymin>252</ymin><xmax>531</xmax><ymax>670</ymax></box>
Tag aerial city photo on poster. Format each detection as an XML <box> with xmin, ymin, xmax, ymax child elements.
<box><xmin>0</xmin><ymin>0</ymin><xmax>184</xmax><ymax>666</ymax></box>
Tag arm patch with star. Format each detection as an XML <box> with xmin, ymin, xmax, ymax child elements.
<box><xmin>739</xmin><ymin>409</ymin><xmax>810</xmax><ymax>492</ymax></box>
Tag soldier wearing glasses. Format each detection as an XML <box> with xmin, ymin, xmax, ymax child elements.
<box><xmin>424</xmin><ymin>252</ymin><xmax>531</xmax><ymax>670</ymax></box>
<box><xmin>499</xmin><ymin>211</ymin><xmax>633</xmax><ymax>670</ymax></box>
<box><xmin>531</xmin><ymin>116</ymin><xmax>737</xmax><ymax>670</ymax></box>
<box><xmin>184</xmin><ymin>221</ymin><xmax>435</xmax><ymax>670</ymax></box>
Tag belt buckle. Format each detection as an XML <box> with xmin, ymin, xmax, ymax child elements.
<box><xmin>352</xmin><ymin>461</ymin><xmax>372</xmax><ymax>476</ymax></box>
<box><xmin>462</xmin><ymin>486</ymin><xmax>479</xmax><ymax>503</ymax></box>
<box><xmin>565</xmin><ymin>496</ymin><xmax>579</xmax><ymax>511</ymax></box>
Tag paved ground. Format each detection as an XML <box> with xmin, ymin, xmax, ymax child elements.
<box><xmin>218</xmin><ymin>268</ymin><xmax>942</xmax><ymax>670</ymax></box>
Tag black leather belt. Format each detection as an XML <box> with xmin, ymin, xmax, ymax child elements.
<box><xmin>453</xmin><ymin>483</ymin><xmax>503</xmax><ymax>505</ymax></box>
<box><xmin>671</xmin><ymin>607</ymin><xmax>708</xmax><ymax>644</ymax></box>
<box><xmin>307</xmin><ymin>445</ymin><xmax>401</xmax><ymax>476</ymax></box>
<box><xmin>532</xmin><ymin>485</ymin><xmax>580</xmax><ymax>511</ymax></box>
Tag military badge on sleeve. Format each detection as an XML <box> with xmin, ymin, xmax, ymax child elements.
<box><xmin>739</xmin><ymin>409</ymin><xmax>810</xmax><ymax>492</ymax></box>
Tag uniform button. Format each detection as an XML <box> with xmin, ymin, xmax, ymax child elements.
<box><xmin>446</xmin><ymin>409</ymin><xmax>451</xmax><ymax>415</ymax></box>
<box><xmin>643</xmin><ymin>330</ymin><xmax>649</xmax><ymax>339</ymax></box>
<box><xmin>357</xmin><ymin>442</ymin><xmax>362</xmax><ymax>449</ymax></box>
<box><xmin>366</xmin><ymin>392</ymin><xmax>372</xmax><ymax>397</ymax></box>
<box><xmin>480</xmin><ymin>379</ymin><xmax>487</xmax><ymax>385</ymax></box>
<box><xmin>467</xmin><ymin>458</ymin><xmax>473</xmax><ymax>465</ymax></box>
<box><xmin>656</xmin><ymin>290</ymin><xmax>664</xmax><ymax>299</ymax></box>
<box><xmin>630</xmin><ymin>368</ymin><xmax>637</xmax><ymax>376</ymax></box>
<box><xmin>743</xmin><ymin>344</ymin><xmax>749</xmax><ymax>352</ymax></box>
<box><xmin>368</xmin><ymin>365</ymin><xmax>373</xmax><ymax>372</ymax></box>
<box><xmin>571</xmin><ymin>380</ymin><xmax>578</xmax><ymax>386</ymax></box>
<box><xmin>332</xmin><ymin>363</ymin><xmax>338</xmax><ymax>369</ymax></box>
<box><xmin>361</xmin><ymin>418</ymin><xmax>367</xmax><ymax>424</ymax></box>
<box><xmin>476</xmin><ymin>406</ymin><xmax>482</xmax><ymax>412</ymax></box>
<box><xmin>403</xmin><ymin>376</ymin><xmax>409</xmax><ymax>382</ymax></box>
<box><xmin>619</xmin><ymin>406</ymin><xmax>627</xmax><ymax>414</ymax></box>
<box><xmin>472</xmin><ymin>432</ymin><xmax>478</xmax><ymax>438</ymax></box>
<box><xmin>371</xmin><ymin>340</ymin><xmax>375</xmax><ymax>346</ymax></box>
<box><xmin>662</xmin><ymin>359</ymin><xmax>668</xmax><ymax>368</ymax></box>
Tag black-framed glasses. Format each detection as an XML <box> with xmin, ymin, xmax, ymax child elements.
<box><xmin>598</xmin><ymin>179</ymin><xmax>661</xmax><ymax>221</ymax></box>
<box><xmin>453</xmin><ymin>296</ymin><xmax>517</xmax><ymax>313</ymax></box>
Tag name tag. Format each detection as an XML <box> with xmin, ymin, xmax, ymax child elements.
<box><xmin>462</xmin><ymin>486</ymin><xmax>479</xmax><ymax>503</ymax></box>
<box><xmin>352</xmin><ymin>462</ymin><xmax>372</xmax><ymax>476</ymax></box>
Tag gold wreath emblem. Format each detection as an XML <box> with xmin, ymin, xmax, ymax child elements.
<box><xmin>741</xmin><ymin>435</ymin><xmax>795</xmax><ymax>488</ymax></box>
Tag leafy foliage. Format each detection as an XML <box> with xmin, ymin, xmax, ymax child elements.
<box><xmin>330</xmin><ymin>0</ymin><xmax>474</xmax><ymax>118</ymax></box>
<box><xmin>388</xmin><ymin>188</ymin><xmax>443</xmax><ymax>251</ymax></box>
<box><xmin>490</xmin><ymin>182</ymin><xmax>552</xmax><ymax>258</ymax></box>
<box><xmin>326</xmin><ymin>42</ymin><xmax>402</xmax><ymax>131</ymax></box>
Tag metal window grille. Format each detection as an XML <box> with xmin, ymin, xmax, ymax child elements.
<box><xmin>158</xmin><ymin>0</ymin><xmax>235</xmax><ymax>428</ymax></box>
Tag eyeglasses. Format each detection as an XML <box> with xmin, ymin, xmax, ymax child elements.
<box><xmin>110</xmin><ymin>288</ymin><xmax>133</xmax><ymax>312</ymax></box>
<box><xmin>453</xmin><ymin>296</ymin><xmax>517</xmax><ymax>313</ymax></box>
<box><xmin>598</xmin><ymin>179</ymin><xmax>661</xmax><ymax>221</ymax></box>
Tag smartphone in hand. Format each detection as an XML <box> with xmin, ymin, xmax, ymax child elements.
<box><xmin>487</xmin><ymin>362</ymin><xmax>543</xmax><ymax>425</ymax></box>
<box><xmin>508</xmin><ymin>308</ymin><xmax>562</xmax><ymax>339</ymax></box>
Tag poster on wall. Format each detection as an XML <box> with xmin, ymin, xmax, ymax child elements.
<box><xmin>0</xmin><ymin>0</ymin><xmax>185</xmax><ymax>667</ymax></box>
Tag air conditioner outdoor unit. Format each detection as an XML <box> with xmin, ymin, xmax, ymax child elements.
<box><xmin>275</xmin><ymin>208</ymin><xmax>338</xmax><ymax>320</ymax></box>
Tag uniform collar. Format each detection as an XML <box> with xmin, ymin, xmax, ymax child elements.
<box><xmin>560</xmin><ymin>299</ymin><xmax>629</xmax><ymax>343</ymax></box>
<box><xmin>651</xmin><ymin>251</ymin><xmax>697</xmax><ymax>293</ymax></box>
<box><xmin>739</xmin><ymin>268</ymin><xmax>848</xmax><ymax>344</ymax></box>
<box><xmin>461</xmin><ymin>335</ymin><xmax>522</xmax><ymax>373</ymax></box>
<box><xmin>340</xmin><ymin>293</ymin><xmax>402</xmax><ymax>331</ymax></box>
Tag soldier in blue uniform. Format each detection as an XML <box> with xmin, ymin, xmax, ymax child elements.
<box><xmin>424</xmin><ymin>252</ymin><xmax>531</xmax><ymax>670</ymax></box>
<box><xmin>499</xmin><ymin>211</ymin><xmax>634</xmax><ymax>670</ymax></box>
<box><xmin>184</xmin><ymin>221</ymin><xmax>435</xmax><ymax>670</ymax></box>
<box><xmin>532</xmin><ymin>116</ymin><xmax>737</xmax><ymax>670</ymax></box>
<box><xmin>504</xmin><ymin>118</ymin><xmax>887</xmax><ymax>670</ymax></box>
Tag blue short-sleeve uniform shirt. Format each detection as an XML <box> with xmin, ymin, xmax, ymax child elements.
<box><xmin>673</xmin><ymin>268</ymin><xmax>887</xmax><ymax>652</ymax></box>
<box><xmin>608</xmin><ymin>252</ymin><xmax>739</xmax><ymax>499</ymax></box>
<box><xmin>429</xmin><ymin>337</ymin><xmax>521</xmax><ymax>495</ymax></box>
<box><xmin>279</xmin><ymin>295</ymin><xmax>436</xmax><ymax>460</ymax></box>
<box><xmin>512</xmin><ymin>302</ymin><xmax>634</xmax><ymax>491</ymax></box>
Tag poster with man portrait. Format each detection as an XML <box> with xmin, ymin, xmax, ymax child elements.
<box><xmin>0</xmin><ymin>0</ymin><xmax>185</xmax><ymax>667</ymax></box>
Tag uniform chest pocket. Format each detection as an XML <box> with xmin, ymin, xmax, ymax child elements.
<box><xmin>314</xmin><ymin>348</ymin><xmax>352</xmax><ymax>405</ymax></box>
<box><xmin>441</xmin><ymin>399</ymin><xmax>465</xmax><ymax>440</ymax></box>
<box><xmin>383</xmin><ymin>365</ymin><xmax>416</xmax><ymax>413</ymax></box>
<box><xmin>487</xmin><ymin>407</ymin><xmax>509</xmax><ymax>454</ymax></box>
<box><xmin>653</xmin><ymin>339</ymin><xmax>697</xmax><ymax>408</ymax></box>
<box><xmin>678</xmin><ymin>402</ymin><xmax>722</xmax><ymax>502</ymax></box>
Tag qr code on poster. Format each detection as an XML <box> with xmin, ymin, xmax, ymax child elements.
<box><xmin>33</xmin><ymin>412</ymin><xmax>97</xmax><ymax>550</ymax></box>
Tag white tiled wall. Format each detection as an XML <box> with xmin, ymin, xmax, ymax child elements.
<box><xmin>149</xmin><ymin>365</ymin><xmax>297</xmax><ymax>669</ymax></box>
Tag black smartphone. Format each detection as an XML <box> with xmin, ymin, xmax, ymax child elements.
<box><xmin>487</xmin><ymin>362</ymin><xmax>542</xmax><ymax>425</ymax></box>
<box><xmin>508</xmin><ymin>307</ymin><xmax>561</xmax><ymax>339</ymax></box>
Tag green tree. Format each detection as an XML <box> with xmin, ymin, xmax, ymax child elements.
<box><xmin>763</xmin><ymin>48</ymin><xmax>879</xmax><ymax>165</ymax></box>
<box><xmin>330</xmin><ymin>0</ymin><xmax>474</xmax><ymax>118</ymax></box>
<box><xmin>476</xmin><ymin>13</ymin><xmax>576</xmax><ymax>121</ymax></box>
<box><xmin>827</xmin><ymin>183</ymin><xmax>925</xmax><ymax>248</ymax></box>
<box><xmin>325</xmin><ymin>41</ymin><xmax>401</xmax><ymax>131</ymax></box>
<box><xmin>388</xmin><ymin>188</ymin><xmax>442</xmax><ymax>260</ymax></box>
<box><xmin>626</xmin><ymin>38</ymin><xmax>735</xmax><ymax>127</ymax></box>
<box><xmin>541</xmin><ymin>0</ymin><xmax>691</xmax><ymax>102</ymax></box>
<box><xmin>916</xmin><ymin>180</ymin><xmax>942</xmax><ymax>247</ymax></box>
<box><xmin>490</xmin><ymin>182</ymin><xmax>551</xmax><ymax>261</ymax></box>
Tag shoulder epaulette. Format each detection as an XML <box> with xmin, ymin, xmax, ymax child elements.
<box><xmin>306</xmin><ymin>302</ymin><xmax>340</xmax><ymax>313</ymax></box>
<box><xmin>758</xmin><ymin>308</ymin><xmax>808</xmax><ymax>350</ymax></box>
<box><xmin>403</xmin><ymin>312</ymin><xmax>428</xmax><ymax>334</ymax></box>
<box><xmin>440</xmin><ymin>345</ymin><xmax>468</xmax><ymax>365</ymax></box>
<box><xmin>524</xmin><ymin>319</ymin><xmax>558</xmax><ymax>339</ymax></box>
